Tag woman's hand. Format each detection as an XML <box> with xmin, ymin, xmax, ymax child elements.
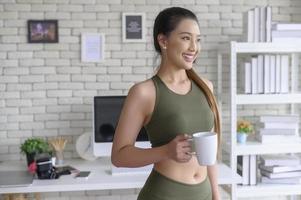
<box><xmin>165</xmin><ymin>134</ymin><xmax>193</xmax><ymax>163</ymax></box>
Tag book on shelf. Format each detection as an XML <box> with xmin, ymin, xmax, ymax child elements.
<box><xmin>251</xmin><ymin>57</ymin><xmax>258</xmax><ymax>94</ymax></box>
<box><xmin>249</xmin><ymin>155</ymin><xmax>257</xmax><ymax>185</ymax></box>
<box><xmin>254</xmin><ymin>7</ymin><xmax>260</xmax><ymax>42</ymax></box>
<box><xmin>269</xmin><ymin>55</ymin><xmax>276</xmax><ymax>93</ymax></box>
<box><xmin>243</xmin><ymin>62</ymin><xmax>252</xmax><ymax>94</ymax></box>
<box><xmin>263</xmin><ymin>55</ymin><xmax>270</xmax><ymax>94</ymax></box>
<box><xmin>259</xmin><ymin>128</ymin><xmax>296</xmax><ymax>136</ymax></box>
<box><xmin>261</xmin><ymin>176</ymin><xmax>301</xmax><ymax>184</ymax></box>
<box><xmin>280</xmin><ymin>55</ymin><xmax>289</xmax><ymax>93</ymax></box>
<box><xmin>259</xmin><ymin>7</ymin><xmax>266</xmax><ymax>42</ymax></box>
<box><xmin>259</xmin><ymin>122</ymin><xmax>299</xmax><ymax>129</ymax></box>
<box><xmin>259</xmin><ymin>163</ymin><xmax>301</xmax><ymax>173</ymax></box>
<box><xmin>257</xmin><ymin>55</ymin><xmax>264</xmax><ymax>94</ymax></box>
<box><xmin>272</xmin><ymin>30</ymin><xmax>301</xmax><ymax>37</ymax></box>
<box><xmin>259</xmin><ymin>115</ymin><xmax>299</xmax><ymax>123</ymax></box>
<box><xmin>275</xmin><ymin>55</ymin><xmax>281</xmax><ymax>93</ymax></box>
<box><xmin>243</xmin><ymin>9</ymin><xmax>254</xmax><ymax>42</ymax></box>
<box><xmin>272</xmin><ymin>23</ymin><xmax>301</xmax><ymax>31</ymax></box>
<box><xmin>261</xmin><ymin>169</ymin><xmax>301</xmax><ymax>179</ymax></box>
<box><xmin>266</xmin><ymin>6</ymin><xmax>272</xmax><ymax>42</ymax></box>
<box><xmin>271</xmin><ymin>28</ymin><xmax>301</xmax><ymax>43</ymax></box>
<box><xmin>272</xmin><ymin>37</ymin><xmax>301</xmax><ymax>43</ymax></box>
<box><xmin>256</xmin><ymin>134</ymin><xmax>300</xmax><ymax>144</ymax></box>
<box><xmin>237</xmin><ymin>155</ymin><xmax>250</xmax><ymax>185</ymax></box>
<box><xmin>260</xmin><ymin>154</ymin><xmax>301</xmax><ymax>167</ymax></box>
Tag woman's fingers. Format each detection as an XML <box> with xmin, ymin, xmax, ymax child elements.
<box><xmin>182</xmin><ymin>146</ymin><xmax>191</xmax><ymax>153</ymax></box>
<box><xmin>180</xmin><ymin>152</ymin><xmax>192</xmax><ymax>162</ymax></box>
<box><xmin>167</xmin><ymin>133</ymin><xmax>195</xmax><ymax>162</ymax></box>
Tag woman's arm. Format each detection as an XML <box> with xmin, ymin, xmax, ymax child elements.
<box><xmin>207</xmin><ymin>164</ymin><xmax>221</xmax><ymax>200</ymax></box>
<box><xmin>204</xmin><ymin>78</ymin><xmax>221</xmax><ymax>200</ymax></box>
<box><xmin>111</xmin><ymin>82</ymin><xmax>192</xmax><ymax>167</ymax></box>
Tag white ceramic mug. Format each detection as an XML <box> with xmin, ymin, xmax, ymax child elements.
<box><xmin>189</xmin><ymin>132</ymin><xmax>217</xmax><ymax>166</ymax></box>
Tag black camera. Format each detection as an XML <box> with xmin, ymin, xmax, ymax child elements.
<box><xmin>36</xmin><ymin>156</ymin><xmax>57</xmax><ymax>179</ymax></box>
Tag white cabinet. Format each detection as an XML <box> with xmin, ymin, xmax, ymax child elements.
<box><xmin>218</xmin><ymin>41</ymin><xmax>301</xmax><ymax>199</ymax></box>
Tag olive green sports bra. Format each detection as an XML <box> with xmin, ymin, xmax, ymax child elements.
<box><xmin>144</xmin><ymin>75</ymin><xmax>214</xmax><ymax>147</ymax></box>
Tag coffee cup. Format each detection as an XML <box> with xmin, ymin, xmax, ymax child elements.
<box><xmin>189</xmin><ymin>132</ymin><xmax>217</xmax><ymax>166</ymax></box>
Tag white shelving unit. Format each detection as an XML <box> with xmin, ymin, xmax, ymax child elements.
<box><xmin>218</xmin><ymin>41</ymin><xmax>301</xmax><ymax>199</ymax></box>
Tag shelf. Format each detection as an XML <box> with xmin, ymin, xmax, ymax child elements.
<box><xmin>236</xmin><ymin>93</ymin><xmax>301</xmax><ymax>105</ymax></box>
<box><xmin>218</xmin><ymin>40</ymin><xmax>301</xmax><ymax>199</ymax></box>
<box><xmin>237</xmin><ymin>183</ymin><xmax>301</xmax><ymax>197</ymax></box>
<box><xmin>233</xmin><ymin>42</ymin><xmax>301</xmax><ymax>53</ymax></box>
<box><xmin>236</xmin><ymin>141</ymin><xmax>301</xmax><ymax>155</ymax></box>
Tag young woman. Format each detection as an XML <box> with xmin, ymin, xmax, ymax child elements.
<box><xmin>111</xmin><ymin>7</ymin><xmax>221</xmax><ymax>200</ymax></box>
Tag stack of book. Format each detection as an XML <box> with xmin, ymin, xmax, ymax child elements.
<box><xmin>256</xmin><ymin>115</ymin><xmax>300</xmax><ymax>144</ymax></box>
<box><xmin>259</xmin><ymin>154</ymin><xmax>301</xmax><ymax>184</ymax></box>
<box><xmin>243</xmin><ymin>54</ymin><xmax>289</xmax><ymax>94</ymax></box>
<box><xmin>237</xmin><ymin>155</ymin><xmax>257</xmax><ymax>185</ymax></box>
<box><xmin>272</xmin><ymin>23</ymin><xmax>301</xmax><ymax>43</ymax></box>
<box><xmin>243</xmin><ymin>6</ymin><xmax>272</xmax><ymax>42</ymax></box>
<box><xmin>243</xmin><ymin>6</ymin><xmax>301</xmax><ymax>43</ymax></box>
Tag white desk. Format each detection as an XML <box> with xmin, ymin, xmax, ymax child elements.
<box><xmin>0</xmin><ymin>158</ymin><xmax>241</xmax><ymax>194</ymax></box>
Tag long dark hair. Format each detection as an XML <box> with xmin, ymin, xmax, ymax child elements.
<box><xmin>153</xmin><ymin>7</ymin><xmax>198</xmax><ymax>53</ymax></box>
<box><xmin>153</xmin><ymin>7</ymin><xmax>221</xmax><ymax>149</ymax></box>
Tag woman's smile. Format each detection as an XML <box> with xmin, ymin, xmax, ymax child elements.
<box><xmin>182</xmin><ymin>53</ymin><xmax>196</xmax><ymax>63</ymax></box>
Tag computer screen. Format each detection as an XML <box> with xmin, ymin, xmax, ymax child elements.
<box><xmin>93</xmin><ymin>96</ymin><xmax>149</xmax><ymax>156</ymax></box>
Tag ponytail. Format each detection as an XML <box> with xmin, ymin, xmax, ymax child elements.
<box><xmin>186</xmin><ymin>69</ymin><xmax>221</xmax><ymax>157</ymax></box>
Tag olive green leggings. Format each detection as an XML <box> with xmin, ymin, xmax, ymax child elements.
<box><xmin>137</xmin><ymin>169</ymin><xmax>212</xmax><ymax>200</ymax></box>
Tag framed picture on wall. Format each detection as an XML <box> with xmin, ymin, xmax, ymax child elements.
<box><xmin>122</xmin><ymin>13</ymin><xmax>146</xmax><ymax>43</ymax></box>
<box><xmin>27</xmin><ymin>20</ymin><xmax>58</xmax><ymax>43</ymax></box>
<box><xmin>81</xmin><ymin>33</ymin><xmax>105</xmax><ymax>63</ymax></box>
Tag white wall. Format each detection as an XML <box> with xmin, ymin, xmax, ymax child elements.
<box><xmin>1</xmin><ymin>0</ymin><xmax>301</xmax><ymax>199</ymax></box>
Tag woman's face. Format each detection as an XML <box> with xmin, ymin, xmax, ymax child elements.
<box><xmin>163</xmin><ymin>18</ymin><xmax>201</xmax><ymax>70</ymax></box>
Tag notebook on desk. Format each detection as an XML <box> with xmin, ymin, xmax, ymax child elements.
<box><xmin>0</xmin><ymin>171</ymin><xmax>34</xmax><ymax>187</ymax></box>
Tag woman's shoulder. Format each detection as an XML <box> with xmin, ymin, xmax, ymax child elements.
<box><xmin>127</xmin><ymin>77</ymin><xmax>156</xmax><ymax>104</ymax></box>
<box><xmin>129</xmin><ymin>77</ymin><xmax>155</xmax><ymax>95</ymax></box>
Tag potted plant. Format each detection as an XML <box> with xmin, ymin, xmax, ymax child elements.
<box><xmin>237</xmin><ymin>119</ymin><xmax>253</xmax><ymax>144</ymax></box>
<box><xmin>20</xmin><ymin>138</ymin><xmax>52</xmax><ymax>166</ymax></box>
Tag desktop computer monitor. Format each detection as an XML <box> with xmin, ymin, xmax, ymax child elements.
<box><xmin>93</xmin><ymin>96</ymin><xmax>150</xmax><ymax>157</ymax></box>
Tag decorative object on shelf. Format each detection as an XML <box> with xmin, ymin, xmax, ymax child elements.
<box><xmin>122</xmin><ymin>12</ymin><xmax>146</xmax><ymax>42</ymax></box>
<box><xmin>49</xmin><ymin>137</ymin><xmax>67</xmax><ymax>166</ymax></box>
<box><xmin>76</xmin><ymin>132</ymin><xmax>97</xmax><ymax>161</ymax></box>
<box><xmin>237</xmin><ymin>119</ymin><xmax>254</xmax><ymax>144</ymax></box>
<box><xmin>20</xmin><ymin>138</ymin><xmax>52</xmax><ymax>166</ymax></box>
<box><xmin>27</xmin><ymin>20</ymin><xmax>58</xmax><ymax>43</ymax></box>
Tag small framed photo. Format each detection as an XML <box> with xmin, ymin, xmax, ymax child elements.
<box><xmin>27</xmin><ymin>20</ymin><xmax>58</xmax><ymax>43</ymax></box>
<box><xmin>81</xmin><ymin>33</ymin><xmax>105</xmax><ymax>63</ymax></box>
<box><xmin>122</xmin><ymin>13</ymin><xmax>146</xmax><ymax>43</ymax></box>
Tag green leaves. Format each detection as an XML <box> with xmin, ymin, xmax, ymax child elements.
<box><xmin>237</xmin><ymin>119</ymin><xmax>253</xmax><ymax>134</ymax></box>
<box><xmin>20</xmin><ymin>138</ymin><xmax>51</xmax><ymax>155</ymax></box>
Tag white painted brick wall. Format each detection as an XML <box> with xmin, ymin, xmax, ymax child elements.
<box><xmin>0</xmin><ymin>1</ymin><xmax>300</xmax><ymax>200</ymax></box>
<box><xmin>20</xmin><ymin>59</ymin><xmax>45</xmax><ymax>66</ymax></box>
<box><xmin>46</xmin><ymin>105</ymin><xmax>71</xmax><ymax>113</ymax></box>
<box><xmin>1</xmin><ymin>60</ymin><xmax>18</xmax><ymax>67</ymax></box>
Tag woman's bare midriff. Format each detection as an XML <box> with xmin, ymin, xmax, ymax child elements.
<box><xmin>154</xmin><ymin>156</ymin><xmax>207</xmax><ymax>184</ymax></box>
